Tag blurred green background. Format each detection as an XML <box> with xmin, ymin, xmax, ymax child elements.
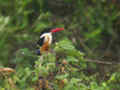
<box><xmin>0</xmin><ymin>0</ymin><xmax>120</xmax><ymax>90</ymax></box>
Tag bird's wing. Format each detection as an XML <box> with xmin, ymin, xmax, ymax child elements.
<box><xmin>37</xmin><ymin>37</ymin><xmax>45</xmax><ymax>46</ymax></box>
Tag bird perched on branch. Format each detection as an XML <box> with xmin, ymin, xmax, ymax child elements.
<box><xmin>36</xmin><ymin>27</ymin><xmax>64</xmax><ymax>55</ymax></box>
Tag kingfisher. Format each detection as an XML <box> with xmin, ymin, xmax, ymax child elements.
<box><xmin>36</xmin><ymin>27</ymin><xmax>64</xmax><ymax>55</ymax></box>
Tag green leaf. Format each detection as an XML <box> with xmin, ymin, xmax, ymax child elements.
<box><xmin>66</xmin><ymin>56</ymin><xmax>78</xmax><ymax>63</ymax></box>
<box><xmin>70</xmin><ymin>78</ymin><xmax>81</xmax><ymax>84</ymax></box>
<box><xmin>55</xmin><ymin>74</ymin><xmax>69</xmax><ymax>80</ymax></box>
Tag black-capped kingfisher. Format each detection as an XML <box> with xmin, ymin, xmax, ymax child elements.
<box><xmin>36</xmin><ymin>27</ymin><xmax>64</xmax><ymax>55</ymax></box>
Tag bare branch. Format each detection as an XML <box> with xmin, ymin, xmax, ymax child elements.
<box><xmin>85</xmin><ymin>58</ymin><xmax>116</xmax><ymax>65</ymax></box>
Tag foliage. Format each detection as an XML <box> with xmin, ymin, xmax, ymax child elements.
<box><xmin>0</xmin><ymin>0</ymin><xmax>120</xmax><ymax>90</ymax></box>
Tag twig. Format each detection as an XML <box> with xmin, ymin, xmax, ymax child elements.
<box><xmin>85</xmin><ymin>58</ymin><xmax>118</xmax><ymax>65</ymax></box>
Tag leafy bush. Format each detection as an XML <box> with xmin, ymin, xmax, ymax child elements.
<box><xmin>0</xmin><ymin>39</ymin><xmax>119</xmax><ymax>90</ymax></box>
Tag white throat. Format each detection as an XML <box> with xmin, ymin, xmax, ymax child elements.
<box><xmin>40</xmin><ymin>32</ymin><xmax>52</xmax><ymax>45</ymax></box>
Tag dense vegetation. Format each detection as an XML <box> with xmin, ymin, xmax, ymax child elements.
<box><xmin>0</xmin><ymin>0</ymin><xmax>120</xmax><ymax>90</ymax></box>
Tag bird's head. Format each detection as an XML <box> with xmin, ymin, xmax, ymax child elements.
<box><xmin>36</xmin><ymin>27</ymin><xmax>64</xmax><ymax>55</ymax></box>
<box><xmin>39</xmin><ymin>27</ymin><xmax>64</xmax><ymax>45</ymax></box>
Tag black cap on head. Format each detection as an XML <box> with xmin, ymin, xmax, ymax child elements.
<box><xmin>40</xmin><ymin>27</ymin><xmax>55</xmax><ymax>35</ymax></box>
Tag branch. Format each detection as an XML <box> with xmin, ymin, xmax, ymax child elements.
<box><xmin>85</xmin><ymin>58</ymin><xmax>118</xmax><ymax>65</ymax></box>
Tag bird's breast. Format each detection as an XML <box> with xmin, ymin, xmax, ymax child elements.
<box><xmin>40</xmin><ymin>39</ymin><xmax>50</xmax><ymax>53</ymax></box>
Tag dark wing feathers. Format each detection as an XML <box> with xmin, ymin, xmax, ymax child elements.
<box><xmin>40</xmin><ymin>27</ymin><xmax>53</xmax><ymax>35</ymax></box>
<box><xmin>37</xmin><ymin>37</ymin><xmax>44</xmax><ymax>46</ymax></box>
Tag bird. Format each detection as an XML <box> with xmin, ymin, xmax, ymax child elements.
<box><xmin>36</xmin><ymin>27</ymin><xmax>64</xmax><ymax>55</ymax></box>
